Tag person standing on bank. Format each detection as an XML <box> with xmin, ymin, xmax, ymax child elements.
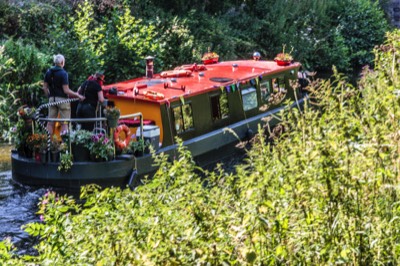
<box><xmin>42</xmin><ymin>54</ymin><xmax>84</xmax><ymax>135</ymax></box>
<box><xmin>76</xmin><ymin>72</ymin><xmax>105</xmax><ymax>131</ymax></box>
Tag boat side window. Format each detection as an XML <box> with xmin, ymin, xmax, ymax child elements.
<box><xmin>273</xmin><ymin>77</ymin><xmax>286</xmax><ymax>92</ymax></box>
<box><xmin>241</xmin><ymin>87</ymin><xmax>258</xmax><ymax>111</ymax></box>
<box><xmin>260</xmin><ymin>80</ymin><xmax>272</xmax><ymax>103</ymax></box>
<box><xmin>210</xmin><ymin>93</ymin><xmax>229</xmax><ymax>121</ymax></box>
<box><xmin>172</xmin><ymin>103</ymin><xmax>194</xmax><ymax>134</ymax></box>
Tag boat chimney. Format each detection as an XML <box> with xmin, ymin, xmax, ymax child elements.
<box><xmin>145</xmin><ymin>56</ymin><xmax>154</xmax><ymax>79</ymax></box>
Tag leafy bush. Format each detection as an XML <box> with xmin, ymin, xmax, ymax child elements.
<box><xmin>338</xmin><ymin>0</ymin><xmax>389</xmax><ymax>68</ymax></box>
<box><xmin>3</xmin><ymin>29</ymin><xmax>400</xmax><ymax>265</ymax></box>
<box><xmin>0</xmin><ymin>39</ymin><xmax>48</xmax><ymax>141</ymax></box>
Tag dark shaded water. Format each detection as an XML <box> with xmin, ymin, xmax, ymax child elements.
<box><xmin>0</xmin><ymin>170</ymin><xmax>45</xmax><ymax>255</ymax></box>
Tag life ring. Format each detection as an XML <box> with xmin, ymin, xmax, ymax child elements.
<box><xmin>160</xmin><ymin>69</ymin><xmax>192</xmax><ymax>78</ymax></box>
<box><xmin>144</xmin><ymin>90</ymin><xmax>165</xmax><ymax>100</ymax></box>
<box><xmin>114</xmin><ymin>124</ymin><xmax>131</xmax><ymax>150</ymax></box>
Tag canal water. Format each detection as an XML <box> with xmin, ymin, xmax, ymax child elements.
<box><xmin>0</xmin><ymin>144</ymin><xmax>45</xmax><ymax>255</ymax></box>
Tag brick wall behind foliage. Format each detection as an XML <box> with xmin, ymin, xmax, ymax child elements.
<box><xmin>387</xmin><ymin>0</ymin><xmax>400</xmax><ymax>28</ymax></box>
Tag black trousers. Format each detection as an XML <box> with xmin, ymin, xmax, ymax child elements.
<box><xmin>76</xmin><ymin>102</ymin><xmax>96</xmax><ymax>131</ymax></box>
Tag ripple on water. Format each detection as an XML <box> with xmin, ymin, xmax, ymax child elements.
<box><xmin>0</xmin><ymin>171</ymin><xmax>46</xmax><ymax>255</ymax></box>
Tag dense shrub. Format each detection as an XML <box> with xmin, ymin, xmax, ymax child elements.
<box><xmin>2</xmin><ymin>29</ymin><xmax>400</xmax><ymax>265</ymax></box>
<box><xmin>335</xmin><ymin>0</ymin><xmax>389</xmax><ymax>69</ymax></box>
<box><xmin>0</xmin><ymin>40</ymin><xmax>48</xmax><ymax>142</ymax></box>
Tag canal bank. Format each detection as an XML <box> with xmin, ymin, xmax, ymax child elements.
<box><xmin>0</xmin><ymin>144</ymin><xmax>12</xmax><ymax>172</ymax></box>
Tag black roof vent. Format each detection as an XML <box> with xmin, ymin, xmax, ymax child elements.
<box><xmin>209</xmin><ymin>77</ymin><xmax>233</xmax><ymax>83</ymax></box>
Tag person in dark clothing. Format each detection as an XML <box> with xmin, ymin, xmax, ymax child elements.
<box><xmin>42</xmin><ymin>54</ymin><xmax>84</xmax><ymax>135</ymax></box>
<box><xmin>76</xmin><ymin>72</ymin><xmax>105</xmax><ymax>131</ymax></box>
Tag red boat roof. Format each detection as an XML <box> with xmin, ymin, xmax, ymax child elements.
<box><xmin>103</xmin><ymin>60</ymin><xmax>301</xmax><ymax>104</ymax></box>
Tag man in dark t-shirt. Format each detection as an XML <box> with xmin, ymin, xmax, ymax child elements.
<box><xmin>76</xmin><ymin>72</ymin><xmax>105</xmax><ymax>131</ymax></box>
<box><xmin>42</xmin><ymin>54</ymin><xmax>84</xmax><ymax>135</ymax></box>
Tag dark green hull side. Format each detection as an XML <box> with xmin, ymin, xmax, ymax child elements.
<box><xmin>129</xmin><ymin>96</ymin><xmax>308</xmax><ymax>186</ymax></box>
<box><xmin>11</xmin><ymin>152</ymin><xmax>135</xmax><ymax>189</ymax></box>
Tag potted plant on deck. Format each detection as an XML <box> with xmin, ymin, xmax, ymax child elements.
<box><xmin>38</xmin><ymin>141</ymin><xmax>48</xmax><ymax>163</ymax></box>
<box><xmin>26</xmin><ymin>133</ymin><xmax>46</xmax><ymax>159</ymax></box>
<box><xmin>88</xmin><ymin>133</ymin><xmax>114</xmax><ymax>162</ymax></box>
<box><xmin>58</xmin><ymin>152</ymin><xmax>73</xmax><ymax>172</ymax></box>
<box><xmin>104</xmin><ymin>107</ymin><xmax>120</xmax><ymax>128</ymax></box>
<box><xmin>13</xmin><ymin>119</ymin><xmax>29</xmax><ymax>157</ymax></box>
<box><xmin>17</xmin><ymin>105</ymin><xmax>36</xmax><ymax>132</ymax></box>
<box><xmin>50</xmin><ymin>135</ymin><xmax>61</xmax><ymax>162</ymax></box>
<box><xmin>129</xmin><ymin>138</ymin><xmax>149</xmax><ymax>157</ymax></box>
<box><xmin>70</xmin><ymin>129</ymin><xmax>92</xmax><ymax>162</ymax></box>
<box><xmin>274</xmin><ymin>45</ymin><xmax>293</xmax><ymax>66</ymax></box>
<box><xmin>202</xmin><ymin>52</ymin><xmax>219</xmax><ymax>65</ymax></box>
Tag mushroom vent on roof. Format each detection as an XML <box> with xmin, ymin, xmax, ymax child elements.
<box><xmin>209</xmin><ymin>77</ymin><xmax>234</xmax><ymax>83</ymax></box>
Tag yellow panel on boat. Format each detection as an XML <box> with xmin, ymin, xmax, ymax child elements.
<box><xmin>111</xmin><ymin>97</ymin><xmax>164</xmax><ymax>143</ymax></box>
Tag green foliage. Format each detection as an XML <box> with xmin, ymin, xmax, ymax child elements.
<box><xmin>336</xmin><ymin>0</ymin><xmax>389</xmax><ymax>68</ymax></box>
<box><xmin>58</xmin><ymin>152</ymin><xmax>73</xmax><ymax>172</ymax></box>
<box><xmin>70</xmin><ymin>129</ymin><xmax>92</xmax><ymax>147</ymax></box>
<box><xmin>88</xmin><ymin>132</ymin><xmax>114</xmax><ymax>161</ymax></box>
<box><xmin>156</xmin><ymin>16</ymin><xmax>195</xmax><ymax>69</ymax></box>
<box><xmin>2</xmin><ymin>28</ymin><xmax>400</xmax><ymax>264</ymax></box>
<box><xmin>186</xmin><ymin>10</ymin><xmax>237</xmax><ymax>60</ymax></box>
<box><xmin>226</xmin><ymin>0</ymin><xmax>389</xmax><ymax>72</ymax></box>
<box><xmin>102</xmin><ymin>4</ymin><xmax>161</xmax><ymax>81</ymax></box>
<box><xmin>0</xmin><ymin>2</ymin><xmax>20</xmax><ymax>38</ymax></box>
<box><xmin>2</xmin><ymin>39</ymin><xmax>48</xmax><ymax>87</ymax></box>
<box><xmin>0</xmin><ymin>39</ymin><xmax>48</xmax><ymax>141</ymax></box>
<box><xmin>73</xmin><ymin>0</ymin><xmax>106</xmax><ymax>73</ymax></box>
<box><xmin>0</xmin><ymin>0</ymin><xmax>390</xmax><ymax>137</ymax></box>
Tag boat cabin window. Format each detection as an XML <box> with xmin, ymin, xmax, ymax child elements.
<box><xmin>210</xmin><ymin>93</ymin><xmax>229</xmax><ymax>121</ymax></box>
<box><xmin>260</xmin><ymin>80</ymin><xmax>272</xmax><ymax>103</ymax></box>
<box><xmin>241</xmin><ymin>87</ymin><xmax>258</xmax><ymax>111</ymax></box>
<box><xmin>272</xmin><ymin>77</ymin><xmax>286</xmax><ymax>92</ymax></box>
<box><xmin>172</xmin><ymin>103</ymin><xmax>194</xmax><ymax>134</ymax></box>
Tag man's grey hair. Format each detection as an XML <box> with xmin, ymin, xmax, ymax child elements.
<box><xmin>53</xmin><ymin>54</ymin><xmax>65</xmax><ymax>66</ymax></box>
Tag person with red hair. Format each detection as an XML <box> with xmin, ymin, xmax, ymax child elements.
<box><xmin>76</xmin><ymin>71</ymin><xmax>105</xmax><ymax>131</ymax></box>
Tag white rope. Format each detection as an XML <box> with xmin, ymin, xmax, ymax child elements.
<box><xmin>34</xmin><ymin>98</ymin><xmax>79</xmax><ymax>152</ymax></box>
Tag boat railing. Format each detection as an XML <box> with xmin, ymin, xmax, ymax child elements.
<box><xmin>37</xmin><ymin>112</ymin><xmax>144</xmax><ymax>139</ymax></box>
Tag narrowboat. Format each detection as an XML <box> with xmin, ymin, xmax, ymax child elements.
<box><xmin>11</xmin><ymin>54</ymin><xmax>308</xmax><ymax>189</ymax></box>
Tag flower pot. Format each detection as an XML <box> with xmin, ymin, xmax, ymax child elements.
<box><xmin>107</xmin><ymin>118</ymin><xmax>118</xmax><ymax>128</ymax></box>
<box><xmin>24</xmin><ymin>147</ymin><xmax>33</xmax><ymax>158</ymax></box>
<box><xmin>51</xmin><ymin>151</ymin><xmax>60</xmax><ymax>162</ymax></box>
<box><xmin>17</xmin><ymin>148</ymin><xmax>26</xmax><ymax>157</ymax></box>
<box><xmin>34</xmin><ymin>152</ymin><xmax>41</xmax><ymax>162</ymax></box>
<box><xmin>90</xmin><ymin>153</ymin><xmax>104</xmax><ymax>162</ymax></box>
<box><xmin>202</xmin><ymin>58</ymin><xmax>219</xmax><ymax>65</ymax></box>
<box><xmin>72</xmin><ymin>143</ymin><xmax>90</xmax><ymax>162</ymax></box>
<box><xmin>134</xmin><ymin>150</ymin><xmax>144</xmax><ymax>157</ymax></box>
<box><xmin>275</xmin><ymin>60</ymin><xmax>291</xmax><ymax>66</ymax></box>
<box><xmin>40</xmin><ymin>151</ymin><xmax>47</xmax><ymax>164</ymax></box>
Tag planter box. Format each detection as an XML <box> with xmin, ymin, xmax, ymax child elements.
<box><xmin>275</xmin><ymin>60</ymin><xmax>291</xmax><ymax>66</ymax></box>
<box><xmin>72</xmin><ymin>143</ymin><xmax>90</xmax><ymax>162</ymax></box>
<box><xmin>202</xmin><ymin>57</ymin><xmax>219</xmax><ymax>65</ymax></box>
